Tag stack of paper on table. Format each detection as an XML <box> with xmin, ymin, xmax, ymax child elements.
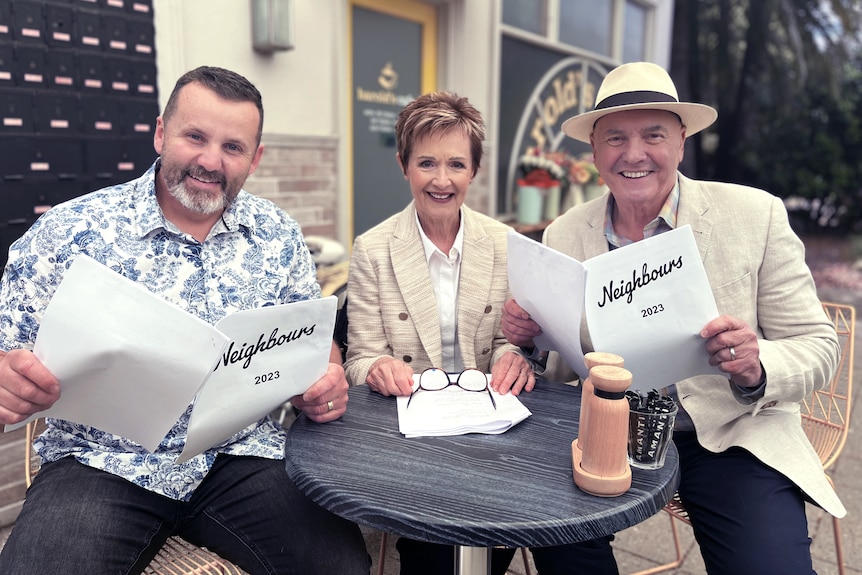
<box><xmin>396</xmin><ymin>375</ymin><xmax>531</xmax><ymax>438</ymax></box>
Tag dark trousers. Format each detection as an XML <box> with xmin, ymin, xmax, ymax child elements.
<box><xmin>396</xmin><ymin>535</ymin><xmax>618</xmax><ymax>575</ymax></box>
<box><xmin>674</xmin><ymin>431</ymin><xmax>816</xmax><ymax>575</ymax></box>
<box><xmin>0</xmin><ymin>455</ymin><xmax>371</xmax><ymax>575</ymax></box>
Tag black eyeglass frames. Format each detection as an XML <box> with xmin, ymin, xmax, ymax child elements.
<box><xmin>406</xmin><ymin>367</ymin><xmax>496</xmax><ymax>409</ymax></box>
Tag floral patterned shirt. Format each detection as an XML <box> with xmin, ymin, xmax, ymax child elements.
<box><xmin>0</xmin><ymin>159</ymin><xmax>321</xmax><ymax>501</ymax></box>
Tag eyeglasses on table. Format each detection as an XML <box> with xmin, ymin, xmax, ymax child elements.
<box><xmin>406</xmin><ymin>367</ymin><xmax>496</xmax><ymax>409</ymax></box>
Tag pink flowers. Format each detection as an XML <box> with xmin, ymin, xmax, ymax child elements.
<box><xmin>519</xmin><ymin>147</ymin><xmax>603</xmax><ymax>187</ymax></box>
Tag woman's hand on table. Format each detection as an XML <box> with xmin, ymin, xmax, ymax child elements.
<box><xmin>490</xmin><ymin>351</ymin><xmax>535</xmax><ymax>396</ymax></box>
<box><xmin>365</xmin><ymin>357</ymin><xmax>415</xmax><ymax>396</ymax></box>
<box><xmin>291</xmin><ymin>362</ymin><xmax>349</xmax><ymax>422</ymax></box>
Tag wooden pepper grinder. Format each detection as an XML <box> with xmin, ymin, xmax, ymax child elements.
<box><xmin>572</xmin><ymin>364</ymin><xmax>632</xmax><ymax>497</ymax></box>
<box><xmin>573</xmin><ymin>351</ymin><xmax>625</xmax><ymax>460</ymax></box>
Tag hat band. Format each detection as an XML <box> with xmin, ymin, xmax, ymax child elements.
<box><xmin>595</xmin><ymin>90</ymin><xmax>678</xmax><ymax>110</ymax></box>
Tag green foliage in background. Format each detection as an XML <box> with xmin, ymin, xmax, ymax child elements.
<box><xmin>671</xmin><ymin>0</ymin><xmax>862</xmax><ymax>231</ymax></box>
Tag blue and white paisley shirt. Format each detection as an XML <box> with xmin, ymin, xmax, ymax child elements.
<box><xmin>0</xmin><ymin>159</ymin><xmax>321</xmax><ymax>501</ymax></box>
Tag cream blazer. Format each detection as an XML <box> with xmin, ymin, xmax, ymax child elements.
<box><xmin>541</xmin><ymin>173</ymin><xmax>845</xmax><ymax>517</ymax></box>
<box><xmin>344</xmin><ymin>203</ymin><xmax>519</xmax><ymax>386</ymax></box>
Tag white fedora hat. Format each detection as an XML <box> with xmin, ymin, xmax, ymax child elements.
<box><xmin>561</xmin><ymin>62</ymin><xmax>717</xmax><ymax>143</ymax></box>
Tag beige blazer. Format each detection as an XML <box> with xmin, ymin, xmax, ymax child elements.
<box><xmin>541</xmin><ymin>173</ymin><xmax>844</xmax><ymax>517</ymax></box>
<box><xmin>344</xmin><ymin>203</ymin><xmax>519</xmax><ymax>386</ymax></box>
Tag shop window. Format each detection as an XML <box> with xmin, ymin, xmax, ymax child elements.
<box><xmin>502</xmin><ymin>0</ymin><xmax>546</xmax><ymax>36</ymax></box>
<box><xmin>559</xmin><ymin>0</ymin><xmax>612</xmax><ymax>55</ymax></box>
<box><xmin>624</xmin><ymin>1</ymin><xmax>648</xmax><ymax>62</ymax></box>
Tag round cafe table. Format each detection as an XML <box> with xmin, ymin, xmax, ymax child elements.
<box><xmin>284</xmin><ymin>380</ymin><xmax>679</xmax><ymax>575</ymax></box>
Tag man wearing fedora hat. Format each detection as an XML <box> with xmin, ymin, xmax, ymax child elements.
<box><xmin>502</xmin><ymin>62</ymin><xmax>843</xmax><ymax>574</ymax></box>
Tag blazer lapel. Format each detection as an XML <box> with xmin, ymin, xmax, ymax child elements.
<box><xmin>581</xmin><ymin>199</ymin><xmax>610</xmax><ymax>259</ymax></box>
<box><xmin>677</xmin><ymin>174</ymin><xmax>714</xmax><ymax>261</ymax></box>
<box><xmin>390</xmin><ymin>204</ymin><xmax>443</xmax><ymax>365</ymax></box>
<box><xmin>457</xmin><ymin>208</ymin><xmax>494</xmax><ymax>367</ymax></box>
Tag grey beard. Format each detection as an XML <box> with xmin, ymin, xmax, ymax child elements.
<box><xmin>168</xmin><ymin>180</ymin><xmax>228</xmax><ymax>215</ymax></box>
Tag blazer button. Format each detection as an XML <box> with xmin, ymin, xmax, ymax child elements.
<box><xmin>484</xmin><ymin>305</ymin><xmax>492</xmax><ymax>314</ymax></box>
<box><xmin>402</xmin><ymin>355</ymin><xmax>412</xmax><ymax>363</ymax></box>
<box><xmin>399</xmin><ymin>313</ymin><xmax>408</xmax><ymax>320</ymax></box>
<box><xmin>480</xmin><ymin>348</ymin><xmax>490</xmax><ymax>356</ymax></box>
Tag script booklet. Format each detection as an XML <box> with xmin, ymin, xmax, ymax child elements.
<box><xmin>507</xmin><ymin>226</ymin><xmax>722</xmax><ymax>390</ymax></box>
<box><xmin>5</xmin><ymin>255</ymin><xmax>336</xmax><ymax>463</ymax></box>
<box><xmin>396</xmin><ymin>374</ymin><xmax>532</xmax><ymax>438</ymax></box>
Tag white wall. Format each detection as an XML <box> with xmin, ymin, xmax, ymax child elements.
<box><xmin>153</xmin><ymin>0</ymin><xmax>341</xmax><ymax>136</ymax></box>
<box><xmin>444</xmin><ymin>0</ymin><xmax>497</xmax><ymax>137</ymax></box>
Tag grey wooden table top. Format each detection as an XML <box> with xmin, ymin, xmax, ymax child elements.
<box><xmin>284</xmin><ymin>380</ymin><xmax>679</xmax><ymax>549</ymax></box>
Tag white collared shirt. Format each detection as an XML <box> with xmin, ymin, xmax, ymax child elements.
<box><xmin>416</xmin><ymin>210</ymin><xmax>465</xmax><ymax>372</ymax></box>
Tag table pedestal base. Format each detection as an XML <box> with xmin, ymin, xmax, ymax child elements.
<box><xmin>571</xmin><ymin>439</ymin><xmax>632</xmax><ymax>497</ymax></box>
<box><xmin>455</xmin><ymin>546</ymin><xmax>491</xmax><ymax>575</ymax></box>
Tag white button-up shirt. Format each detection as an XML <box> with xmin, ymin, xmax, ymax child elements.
<box><xmin>416</xmin><ymin>211</ymin><xmax>465</xmax><ymax>372</ymax></box>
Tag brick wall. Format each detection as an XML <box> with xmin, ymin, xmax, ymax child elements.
<box><xmin>245</xmin><ymin>134</ymin><xmax>340</xmax><ymax>239</ymax></box>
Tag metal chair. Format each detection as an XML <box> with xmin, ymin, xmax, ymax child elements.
<box><xmin>316</xmin><ymin>260</ymin><xmax>350</xmax><ymax>299</ymax></box>
<box><xmin>23</xmin><ymin>419</ymin><xmax>248</xmax><ymax>575</ymax></box>
<box><xmin>629</xmin><ymin>301</ymin><xmax>854</xmax><ymax>575</ymax></box>
<box><xmin>801</xmin><ymin>301</ymin><xmax>854</xmax><ymax>575</ymax></box>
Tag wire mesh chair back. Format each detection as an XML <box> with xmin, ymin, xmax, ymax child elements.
<box><xmin>802</xmin><ymin>302</ymin><xmax>854</xmax><ymax>471</ymax></box>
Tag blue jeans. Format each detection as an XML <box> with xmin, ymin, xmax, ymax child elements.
<box><xmin>0</xmin><ymin>454</ymin><xmax>370</xmax><ymax>575</ymax></box>
<box><xmin>674</xmin><ymin>431</ymin><xmax>816</xmax><ymax>575</ymax></box>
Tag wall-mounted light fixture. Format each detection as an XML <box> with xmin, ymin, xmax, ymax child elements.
<box><xmin>251</xmin><ymin>0</ymin><xmax>294</xmax><ymax>53</ymax></box>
